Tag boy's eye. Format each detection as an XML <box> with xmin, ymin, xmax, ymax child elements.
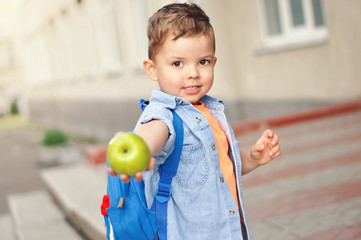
<box><xmin>172</xmin><ymin>61</ymin><xmax>183</xmax><ymax>67</ymax></box>
<box><xmin>200</xmin><ymin>59</ymin><xmax>210</xmax><ymax>65</ymax></box>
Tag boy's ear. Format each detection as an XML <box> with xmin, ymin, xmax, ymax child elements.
<box><xmin>143</xmin><ymin>59</ymin><xmax>158</xmax><ymax>81</ymax></box>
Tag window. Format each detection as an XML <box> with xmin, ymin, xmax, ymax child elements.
<box><xmin>256</xmin><ymin>0</ymin><xmax>328</xmax><ymax>54</ymax></box>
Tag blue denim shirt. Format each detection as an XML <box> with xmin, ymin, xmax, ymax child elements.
<box><xmin>136</xmin><ymin>90</ymin><xmax>252</xmax><ymax>240</ymax></box>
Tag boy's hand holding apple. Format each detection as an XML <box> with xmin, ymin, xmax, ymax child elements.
<box><xmin>107</xmin><ymin>132</ymin><xmax>155</xmax><ymax>183</ymax></box>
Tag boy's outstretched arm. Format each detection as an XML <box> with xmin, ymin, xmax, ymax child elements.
<box><xmin>108</xmin><ymin>120</ymin><xmax>169</xmax><ymax>182</ymax></box>
<box><xmin>240</xmin><ymin>129</ymin><xmax>281</xmax><ymax>175</ymax></box>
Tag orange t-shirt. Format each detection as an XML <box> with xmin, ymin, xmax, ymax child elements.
<box><xmin>195</xmin><ymin>102</ymin><xmax>239</xmax><ymax>209</ymax></box>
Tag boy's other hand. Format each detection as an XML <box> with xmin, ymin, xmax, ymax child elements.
<box><xmin>250</xmin><ymin>129</ymin><xmax>281</xmax><ymax>165</ymax></box>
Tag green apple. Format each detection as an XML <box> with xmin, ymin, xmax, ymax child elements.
<box><xmin>107</xmin><ymin>133</ymin><xmax>151</xmax><ymax>176</ymax></box>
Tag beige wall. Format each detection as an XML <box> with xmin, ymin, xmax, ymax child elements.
<box><xmin>14</xmin><ymin>0</ymin><xmax>361</xmax><ymax>102</ymax></box>
<box><xmin>217</xmin><ymin>0</ymin><xmax>361</xmax><ymax>101</ymax></box>
<box><xmin>15</xmin><ymin>0</ymin><xmax>158</xmax><ymax>103</ymax></box>
<box><xmin>4</xmin><ymin>0</ymin><xmax>361</xmax><ymax>138</ymax></box>
<box><xmin>0</xmin><ymin>0</ymin><xmax>24</xmax><ymax>116</ymax></box>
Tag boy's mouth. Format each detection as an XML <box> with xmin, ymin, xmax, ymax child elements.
<box><xmin>184</xmin><ymin>86</ymin><xmax>199</xmax><ymax>90</ymax></box>
<box><xmin>183</xmin><ymin>85</ymin><xmax>201</xmax><ymax>94</ymax></box>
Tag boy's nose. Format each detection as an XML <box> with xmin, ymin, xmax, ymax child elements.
<box><xmin>187</xmin><ymin>65</ymin><xmax>199</xmax><ymax>79</ymax></box>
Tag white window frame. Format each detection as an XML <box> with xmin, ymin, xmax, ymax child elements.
<box><xmin>255</xmin><ymin>0</ymin><xmax>328</xmax><ymax>54</ymax></box>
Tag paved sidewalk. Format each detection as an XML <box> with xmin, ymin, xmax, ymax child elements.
<box><xmin>0</xmin><ymin>119</ymin><xmax>46</xmax><ymax>215</ymax></box>
<box><xmin>238</xmin><ymin>109</ymin><xmax>361</xmax><ymax>239</ymax></box>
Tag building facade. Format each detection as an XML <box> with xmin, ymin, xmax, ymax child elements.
<box><xmin>3</xmin><ymin>0</ymin><xmax>361</xmax><ymax>140</ymax></box>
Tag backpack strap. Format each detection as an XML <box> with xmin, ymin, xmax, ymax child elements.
<box><xmin>140</xmin><ymin>99</ymin><xmax>183</xmax><ymax>239</ymax></box>
<box><xmin>151</xmin><ymin>110</ymin><xmax>183</xmax><ymax>240</ymax></box>
<box><xmin>139</xmin><ymin>99</ymin><xmax>149</xmax><ymax>111</ymax></box>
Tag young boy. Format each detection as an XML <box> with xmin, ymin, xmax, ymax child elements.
<box><xmin>109</xmin><ymin>3</ymin><xmax>280</xmax><ymax>240</ymax></box>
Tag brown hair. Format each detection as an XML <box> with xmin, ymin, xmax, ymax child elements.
<box><xmin>147</xmin><ymin>3</ymin><xmax>215</xmax><ymax>60</ymax></box>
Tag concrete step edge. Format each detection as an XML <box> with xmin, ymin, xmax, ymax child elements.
<box><xmin>41</xmin><ymin>163</ymin><xmax>107</xmax><ymax>240</ymax></box>
<box><xmin>7</xmin><ymin>189</ymin><xmax>83</xmax><ymax>240</ymax></box>
<box><xmin>0</xmin><ymin>213</ymin><xmax>16</xmax><ymax>240</ymax></box>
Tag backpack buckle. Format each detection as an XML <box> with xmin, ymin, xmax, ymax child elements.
<box><xmin>155</xmin><ymin>182</ymin><xmax>172</xmax><ymax>203</ymax></box>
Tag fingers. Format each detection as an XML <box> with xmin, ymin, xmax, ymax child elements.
<box><xmin>108</xmin><ymin>168</ymin><xmax>132</xmax><ymax>183</ymax></box>
<box><xmin>269</xmin><ymin>142</ymin><xmax>281</xmax><ymax>158</ymax></box>
<box><xmin>268</xmin><ymin>132</ymin><xmax>280</xmax><ymax>156</ymax></box>
<box><xmin>262</xmin><ymin>130</ymin><xmax>279</xmax><ymax>147</ymax></box>
<box><xmin>115</xmin><ymin>131</ymin><xmax>124</xmax><ymax>136</ymax></box>
<box><xmin>108</xmin><ymin>168</ymin><xmax>131</xmax><ymax>182</ymax></box>
<box><xmin>133</xmin><ymin>158</ymin><xmax>156</xmax><ymax>181</ymax></box>
<box><xmin>265</xmin><ymin>129</ymin><xmax>274</xmax><ymax>138</ymax></box>
<box><xmin>108</xmin><ymin>157</ymin><xmax>156</xmax><ymax>183</ymax></box>
<box><xmin>272</xmin><ymin>149</ymin><xmax>281</xmax><ymax>158</ymax></box>
<box><xmin>254</xmin><ymin>142</ymin><xmax>265</xmax><ymax>153</ymax></box>
<box><xmin>271</xmin><ymin>133</ymin><xmax>279</xmax><ymax>146</ymax></box>
<box><xmin>253</xmin><ymin>129</ymin><xmax>281</xmax><ymax>162</ymax></box>
<box><xmin>120</xmin><ymin>172</ymin><xmax>143</xmax><ymax>182</ymax></box>
<box><xmin>108</xmin><ymin>168</ymin><xmax>117</xmax><ymax>176</ymax></box>
<box><xmin>134</xmin><ymin>172</ymin><xmax>143</xmax><ymax>182</ymax></box>
<box><xmin>254</xmin><ymin>129</ymin><xmax>275</xmax><ymax>153</ymax></box>
<box><xmin>250</xmin><ymin>142</ymin><xmax>266</xmax><ymax>162</ymax></box>
<box><xmin>146</xmin><ymin>157</ymin><xmax>156</xmax><ymax>171</ymax></box>
<box><xmin>120</xmin><ymin>174</ymin><xmax>131</xmax><ymax>183</ymax></box>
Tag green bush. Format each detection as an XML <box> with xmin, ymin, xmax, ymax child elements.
<box><xmin>42</xmin><ymin>129</ymin><xmax>68</xmax><ymax>147</ymax></box>
<box><xmin>10</xmin><ymin>102</ymin><xmax>19</xmax><ymax>115</ymax></box>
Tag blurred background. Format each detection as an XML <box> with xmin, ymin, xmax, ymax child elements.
<box><xmin>1</xmin><ymin>0</ymin><xmax>360</xmax><ymax>140</ymax></box>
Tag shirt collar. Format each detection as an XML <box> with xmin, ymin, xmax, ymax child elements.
<box><xmin>150</xmin><ymin>89</ymin><xmax>225</xmax><ymax>111</ymax></box>
<box><xmin>200</xmin><ymin>95</ymin><xmax>225</xmax><ymax>111</ymax></box>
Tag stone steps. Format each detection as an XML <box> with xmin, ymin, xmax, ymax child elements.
<box><xmin>0</xmin><ymin>162</ymin><xmax>108</xmax><ymax>240</ymax></box>
<box><xmin>5</xmin><ymin>190</ymin><xmax>83</xmax><ymax>240</ymax></box>
<box><xmin>0</xmin><ymin>213</ymin><xmax>16</xmax><ymax>240</ymax></box>
<box><xmin>40</xmin><ymin>163</ymin><xmax>107</xmax><ymax>240</ymax></box>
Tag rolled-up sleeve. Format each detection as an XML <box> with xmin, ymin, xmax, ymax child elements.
<box><xmin>135</xmin><ymin>103</ymin><xmax>175</xmax><ymax>166</ymax></box>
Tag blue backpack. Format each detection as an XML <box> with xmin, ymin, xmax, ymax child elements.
<box><xmin>101</xmin><ymin>100</ymin><xmax>184</xmax><ymax>240</ymax></box>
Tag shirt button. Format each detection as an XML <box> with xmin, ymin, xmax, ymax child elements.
<box><xmin>195</xmin><ymin>116</ymin><xmax>202</xmax><ymax>122</ymax></box>
<box><xmin>178</xmin><ymin>99</ymin><xmax>183</xmax><ymax>105</ymax></box>
<box><xmin>211</xmin><ymin>144</ymin><xmax>216</xmax><ymax>150</ymax></box>
<box><xmin>229</xmin><ymin>209</ymin><xmax>235</xmax><ymax>215</ymax></box>
<box><xmin>220</xmin><ymin>177</ymin><xmax>224</xmax><ymax>183</ymax></box>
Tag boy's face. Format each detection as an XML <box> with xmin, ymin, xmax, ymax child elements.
<box><xmin>146</xmin><ymin>33</ymin><xmax>217</xmax><ymax>104</ymax></box>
